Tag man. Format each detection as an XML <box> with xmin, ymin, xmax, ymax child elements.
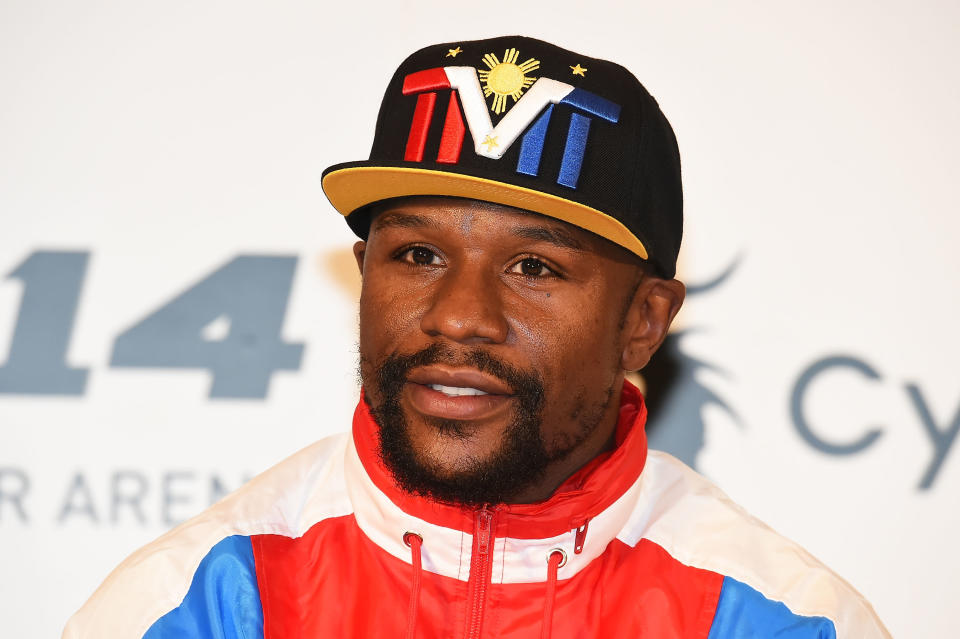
<box><xmin>64</xmin><ymin>36</ymin><xmax>890</xmax><ymax>638</ymax></box>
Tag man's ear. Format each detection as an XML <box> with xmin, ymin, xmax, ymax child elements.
<box><xmin>620</xmin><ymin>277</ymin><xmax>685</xmax><ymax>371</ymax></box>
<box><xmin>353</xmin><ymin>241</ymin><xmax>366</xmax><ymax>276</ymax></box>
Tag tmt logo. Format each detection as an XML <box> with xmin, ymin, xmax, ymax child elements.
<box><xmin>399</xmin><ymin>53</ymin><xmax>620</xmax><ymax>189</ymax></box>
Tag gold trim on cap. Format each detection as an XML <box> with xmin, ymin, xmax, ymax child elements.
<box><xmin>321</xmin><ymin>166</ymin><xmax>648</xmax><ymax>260</ymax></box>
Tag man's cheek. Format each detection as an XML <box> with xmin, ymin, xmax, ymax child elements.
<box><xmin>516</xmin><ymin>318</ymin><xmax>594</xmax><ymax>361</ymax></box>
<box><xmin>509</xmin><ymin>315</ymin><xmax>560</xmax><ymax>357</ymax></box>
<box><xmin>369</xmin><ymin>289</ymin><xmax>427</xmax><ymax>337</ymax></box>
<box><xmin>359</xmin><ymin>304</ymin><xmax>408</xmax><ymax>353</ymax></box>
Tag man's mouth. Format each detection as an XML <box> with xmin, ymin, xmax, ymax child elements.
<box><xmin>404</xmin><ymin>365</ymin><xmax>514</xmax><ymax>421</ymax></box>
<box><xmin>406</xmin><ymin>365</ymin><xmax>513</xmax><ymax>395</ymax></box>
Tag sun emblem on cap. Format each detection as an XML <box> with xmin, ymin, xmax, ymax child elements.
<box><xmin>477</xmin><ymin>48</ymin><xmax>540</xmax><ymax>115</ymax></box>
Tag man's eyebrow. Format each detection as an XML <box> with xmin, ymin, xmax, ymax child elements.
<box><xmin>371</xmin><ymin>212</ymin><xmax>441</xmax><ymax>231</ymax></box>
<box><xmin>511</xmin><ymin>225</ymin><xmax>586</xmax><ymax>251</ymax></box>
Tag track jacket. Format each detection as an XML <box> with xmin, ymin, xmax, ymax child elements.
<box><xmin>63</xmin><ymin>382</ymin><xmax>891</xmax><ymax>638</ymax></box>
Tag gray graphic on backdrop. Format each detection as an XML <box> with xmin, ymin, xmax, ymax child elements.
<box><xmin>643</xmin><ymin>258</ymin><xmax>741</xmax><ymax>470</ymax></box>
<box><xmin>0</xmin><ymin>468</ymin><xmax>30</xmax><ymax>523</ymax></box>
<box><xmin>1</xmin><ymin>465</ymin><xmax>250</xmax><ymax>527</ymax></box>
<box><xmin>791</xmin><ymin>356</ymin><xmax>883</xmax><ymax>455</ymax></box>
<box><xmin>792</xmin><ymin>355</ymin><xmax>960</xmax><ymax>489</ymax></box>
<box><xmin>0</xmin><ymin>252</ymin><xmax>303</xmax><ymax>397</ymax></box>
<box><xmin>0</xmin><ymin>251</ymin><xmax>89</xmax><ymax>394</ymax></box>
<box><xmin>111</xmin><ymin>255</ymin><xmax>304</xmax><ymax>398</ymax></box>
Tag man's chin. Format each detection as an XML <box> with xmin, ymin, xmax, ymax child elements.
<box><xmin>400</xmin><ymin>407</ymin><xmax>515</xmax><ymax>470</ymax></box>
<box><xmin>374</xmin><ymin>403</ymin><xmax>549</xmax><ymax>506</ymax></box>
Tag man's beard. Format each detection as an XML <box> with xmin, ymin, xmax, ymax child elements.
<box><xmin>364</xmin><ymin>343</ymin><xmax>593</xmax><ymax>506</ymax></box>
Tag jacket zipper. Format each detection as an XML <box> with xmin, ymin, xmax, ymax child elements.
<box><xmin>465</xmin><ymin>506</ymin><xmax>495</xmax><ymax>639</ymax></box>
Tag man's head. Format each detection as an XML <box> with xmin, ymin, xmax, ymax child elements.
<box><xmin>322</xmin><ymin>36</ymin><xmax>686</xmax><ymax>505</ymax></box>
<box><xmin>353</xmin><ymin>196</ymin><xmax>684</xmax><ymax>505</ymax></box>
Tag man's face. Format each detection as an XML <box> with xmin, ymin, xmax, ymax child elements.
<box><xmin>355</xmin><ymin>196</ymin><xmax>680</xmax><ymax>506</ymax></box>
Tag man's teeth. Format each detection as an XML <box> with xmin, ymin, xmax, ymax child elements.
<box><xmin>428</xmin><ymin>384</ymin><xmax>489</xmax><ymax>397</ymax></box>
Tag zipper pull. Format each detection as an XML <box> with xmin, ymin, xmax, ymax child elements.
<box><xmin>574</xmin><ymin>518</ymin><xmax>590</xmax><ymax>554</ymax></box>
<box><xmin>476</xmin><ymin>507</ymin><xmax>494</xmax><ymax>556</ymax></box>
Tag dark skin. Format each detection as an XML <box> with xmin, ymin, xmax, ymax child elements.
<box><xmin>354</xmin><ymin>196</ymin><xmax>685</xmax><ymax>504</ymax></box>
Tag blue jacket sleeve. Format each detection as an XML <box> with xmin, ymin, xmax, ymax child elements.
<box><xmin>708</xmin><ymin>576</ymin><xmax>837</xmax><ymax>639</ymax></box>
<box><xmin>143</xmin><ymin>535</ymin><xmax>264</xmax><ymax>639</ymax></box>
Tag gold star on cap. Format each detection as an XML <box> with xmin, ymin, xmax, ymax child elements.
<box><xmin>481</xmin><ymin>135</ymin><xmax>499</xmax><ymax>151</ymax></box>
<box><xmin>570</xmin><ymin>63</ymin><xmax>587</xmax><ymax>77</ymax></box>
<box><xmin>446</xmin><ymin>46</ymin><xmax>463</xmax><ymax>58</ymax></box>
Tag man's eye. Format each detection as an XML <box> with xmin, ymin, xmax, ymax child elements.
<box><xmin>509</xmin><ymin>257</ymin><xmax>555</xmax><ymax>277</ymax></box>
<box><xmin>400</xmin><ymin>246</ymin><xmax>441</xmax><ymax>266</ymax></box>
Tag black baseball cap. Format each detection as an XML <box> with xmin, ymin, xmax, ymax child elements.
<box><xmin>322</xmin><ymin>35</ymin><xmax>683</xmax><ymax>278</ymax></box>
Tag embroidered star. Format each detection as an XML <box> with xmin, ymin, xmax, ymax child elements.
<box><xmin>446</xmin><ymin>46</ymin><xmax>463</xmax><ymax>58</ymax></box>
<box><xmin>570</xmin><ymin>63</ymin><xmax>587</xmax><ymax>77</ymax></box>
<box><xmin>481</xmin><ymin>135</ymin><xmax>499</xmax><ymax>151</ymax></box>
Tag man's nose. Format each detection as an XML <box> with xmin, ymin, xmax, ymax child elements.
<box><xmin>419</xmin><ymin>263</ymin><xmax>509</xmax><ymax>345</ymax></box>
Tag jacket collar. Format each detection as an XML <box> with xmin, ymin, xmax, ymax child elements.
<box><xmin>349</xmin><ymin>380</ymin><xmax>649</xmax><ymax>540</ymax></box>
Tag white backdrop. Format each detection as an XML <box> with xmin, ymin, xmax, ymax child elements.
<box><xmin>2</xmin><ymin>1</ymin><xmax>958</xmax><ymax>637</ymax></box>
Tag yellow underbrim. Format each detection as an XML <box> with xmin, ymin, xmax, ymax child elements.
<box><xmin>321</xmin><ymin>166</ymin><xmax>648</xmax><ymax>260</ymax></box>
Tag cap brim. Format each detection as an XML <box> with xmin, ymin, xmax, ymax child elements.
<box><xmin>321</xmin><ymin>163</ymin><xmax>648</xmax><ymax>260</ymax></box>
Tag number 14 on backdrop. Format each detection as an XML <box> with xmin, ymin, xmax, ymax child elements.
<box><xmin>0</xmin><ymin>252</ymin><xmax>304</xmax><ymax>399</ymax></box>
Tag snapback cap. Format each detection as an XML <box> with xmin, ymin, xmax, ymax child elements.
<box><xmin>322</xmin><ymin>35</ymin><xmax>683</xmax><ymax>278</ymax></box>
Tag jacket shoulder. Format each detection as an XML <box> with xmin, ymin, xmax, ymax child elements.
<box><xmin>62</xmin><ymin>432</ymin><xmax>353</xmax><ymax>639</ymax></box>
<box><xmin>620</xmin><ymin>450</ymin><xmax>891</xmax><ymax>639</ymax></box>
<box><xmin>142</xmin><ymin>535</ymin><xmax>262</xmax><ymax>639</ymax></box>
